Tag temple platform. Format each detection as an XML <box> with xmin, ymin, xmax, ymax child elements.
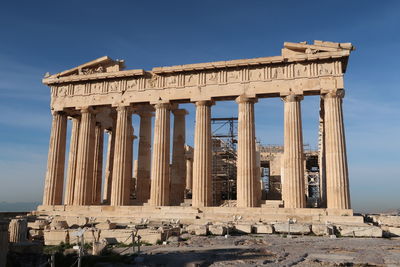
<box><xmin>33</xmin><ymin>205</ymin><xmax>363</xmax><ymax>225</ymax></box>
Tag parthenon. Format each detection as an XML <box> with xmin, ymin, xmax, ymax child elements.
<box><xmin>37</xmin><ymin>40</ymin><xmax>355</xmax><ymax>224</ymax></box>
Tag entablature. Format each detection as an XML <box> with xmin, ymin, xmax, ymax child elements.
<box><xmin>44</xmin><ymin>40</ymin><xmax>354</xmax><ymax>110</ymax></box>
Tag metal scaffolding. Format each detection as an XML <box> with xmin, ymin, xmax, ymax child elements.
<box><xmin>211</xmin><ymin>117</ymin><xmax>238</xmax><ymax>206</ymax></box>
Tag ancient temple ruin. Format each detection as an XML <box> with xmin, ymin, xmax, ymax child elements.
<box><xmin>35</xmin><ymin>41</ymin><xmax>359</xmax><ymax>231</ymax></box>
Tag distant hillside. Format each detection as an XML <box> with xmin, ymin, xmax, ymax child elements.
<box><xmin>380</xmin><ymin>209</ymin><xmax>400</xmax><ymax>215</ymax></box>
<box><xmin>0</xmin><ymin>202</ymin><xmax>40</xmax><ymax>212</ymax></box>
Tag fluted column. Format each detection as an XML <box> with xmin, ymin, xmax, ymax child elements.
<box><xmin>282</xmin><ymin>94</ymin><xmax>306</xmax><ymax>208</ymax></box>
<box><xmin>127</xmin><ymin>124</ymin><xmax>134</xmax><ymax>201</ymax></box>
<box><xmin>149</xmin><ymin>103</ymin><xmax>171</xmax><ymax>206</ymax></box>
<box><xmin>92</xmin><ymin>123</ymin><xmax>104</xmax><ymax>205</ymax></box>
<box><xmin>110</xmin><ymin>106</ymin><xmax>132</xmax><ymax>206</ymax></box>
<box><xmin>8</xmin><ymin>218</ymin><xmax>27</xmax><ymax>243</ymax></box>
<box><xmin>73</xmin><ymin>107</ymin><xmax>96</xmax><ymax>206</ymax></box>
<box><xmin>103</xmin><ymin>126</ymin><xmax>116</xmax><ymax>204</ymax></box>
<box><xmin>136</xmin><ymin>110</ymin><xmax>153</xmax><ymax>204</ymax></box>
<box><xmin>324</xmin><ymin>90</ymin><xmax>351</xmax><ymax>209</ymax></box>
<box><xmin>192</xmin><ymin>101</ymin><xmax>213</xmax><ymax>207</ymax></box>
<box><xmin>64</xmin><ymin>116</ymin><xmax>80</xmax><ymax>205</ymax></box>
<box><xmin>236</xmin><ymin>95</ymin><xmax>260</xmax><ymax>207</ymax></box>
<box><xmin>170</xmin><ymin>109</ymin><xmax>188</xmax><ymax>205</ymax></box>
<box><xmin>318</xmin><ymin>97</ymin><xmax>327</xmax><ymax>208</ymax></box>
<box><xmin>43</xmin><ymin>111</ymin><xmax>67</xmax><ymax>206</ymax></box>
<box><xmin>185</xmin><ymin>145</ymin><xmax>194</xmax><ymax>194</ymax></box>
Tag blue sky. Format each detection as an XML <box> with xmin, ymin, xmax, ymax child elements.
<box><xmin>0</xmin><ymin>1</ymin><xmax>399</xmax><ymax>212</ymax></box>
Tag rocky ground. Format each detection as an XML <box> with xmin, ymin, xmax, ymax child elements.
<box><xmin>109</xmin><ymin>235</ymin><xmax>400</xmax><ymax>266</ymax></box>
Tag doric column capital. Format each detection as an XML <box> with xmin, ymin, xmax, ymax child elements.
<box><xmin>78</xmin><ymin>106</ymin><xmax>94</xmax><ymax>114</ymax></box>
<box><xmin>51</xmin><ymin>110</ymin><xmax>66</xmax><ymax>116</ymax></box>
<box><xmin>115</xmin><ymin>105</ymin><xmax>133</xmax><ymax>113</ymax></box>
<box><xmin>154</xmin><ymin>102</ymin><xmax>171</xmax><ymax>110</ymax></box>
<box><xmin>235</xmin><ymin>94</ymin><xmax>258</xmax><ymax>104</ymax></box>
<box><xmin>172</xmin><ymin>109</ymin><xmax>188</xmax><ymax>116</ymax></box>
<box><xmin>195</xmin><ymin>100</ymin><xmax>214</xmax><ymax>107</ymax></box>
<box><xmin>323</xmin><ymin>89</ymin><xmax>345</xmax><ymax>99</ymax></box>
<box><xmin>282</xmin><ymin>94</ymin><xmax>304</xmax><ymax>102</ymax></box>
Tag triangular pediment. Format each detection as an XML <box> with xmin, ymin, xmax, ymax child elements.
<box><xmin>48</xmin><ymin>56</ymin><xmax>125</xmax><ymax>78</ymax></box>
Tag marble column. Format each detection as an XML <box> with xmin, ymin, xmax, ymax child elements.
<box><xmin>64</xmin><ymin>116</ymin><xmax>80</xmax><ymax>205</ymax></box>
<box><xmin>185</xmin><ymin>145</ymin><xmax>194</xmax><ymax>195</ymax></box>
<box><xmin>103</xmin><ymin>127</ymin><xmax>116</xmax><ymax>204</ymax></box>
<box><xmin>110</xmin><ymin>106</ymin><xmax>132</xmax><ymax>206</ymax></box>
<box><xmin>92</xmin><ymin>123</ymin><xmax>104</xmax><ymax>205</ymax></box>
<box><xmin>282</xmin><ymin>94</ymin><xmax>306</xmax><ymax>208</ymax></box>
<box><xmin>73</xmin><ymin>107</ymin><xmax>96</xmax><ymax>206</ymax></box>
<box><xmin>43</xmin><ymin>111</ymin><xmax>67</xmax><ymax>206</ymax></box>
<box><xmin>170</xmin><ymin>109</ymin><xmax>188</xmax><ymax>205</ymax></box>
<box><xmin>149</xmin><ymin>103</ymin><xmax>171</xmax><ymax>206</ymax></box>
<box><xmin>323</xmin><ymin>90</ymin><xmax>351</xmax><ymax>209</ymax></box>
<box><xmin>127</xmin><ymin>124</ymin><xmax>134</xmax><ymax>201</ymax></box>
<box><xmin>8</xmin><ymin>218</ymin><xmax>27</xmax><ymax>243</ymax></box>
<box><xmin>192</xmin><ymin>101</ymin><xmax>213</xmax><ymax>207</ymax></box>
<box><xmin>236</xmin><ymin>95</ymin><xmax>260</xmax><ymax>207</ymax></box>
<box><xmin>136</xmin><ymin>110</ymin><xmax>153</xmax><ymax>204</ymax></box>
<box><xmin>318</xmin><ymin>97</ymin><xmax>327</xmax><ymax>208</ymax></box>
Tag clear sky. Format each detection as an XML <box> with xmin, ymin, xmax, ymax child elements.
<box><xmin>0</xmin><ymin>0</ymin><xmax>399</xmax><ymax>213</ymax></box>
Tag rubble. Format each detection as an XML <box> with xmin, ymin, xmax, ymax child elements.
<box><xmin>235</xmin><ymin>223</ymin><xmax>253</xmax><ymax>234</ymax></box>
<box><xmin>208</xmin><ymin>224</ymin><xmax>227</xmax><ymax>236</ymax></box>
<box><xmin>273</xmin><ymin>222</ymin><xmax>311</xmax><ymax>235</ymax></box>
<box><xmin>337</xmin><ymin>224</ymin><xmax>382</xmax><ymax>238</ymax></box>
<box><xmin>253</xmin><ymin>224</ymin><xmax>274</xmax><ymax>234</ymax></box>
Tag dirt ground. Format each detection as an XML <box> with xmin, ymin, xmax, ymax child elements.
<box><xmin>114</xmin><ymin>235</ymin><xmax>400</xmax><ymax>267</ymax></box>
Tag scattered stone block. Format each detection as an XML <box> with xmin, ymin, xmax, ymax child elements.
<box><xmin>375</xmin><ymin>216</ymin><xmax>400</xmax><ymax>227</ymax></box>
<box><xmin>65</xmin><ymin>217</ymin><xmax>88</xmax><ymax>228</ymax></box>
<box><xmin>312</xmin><ymin>224</ymin><xmax>329</xmax><ymax>236</ymax></box>
<box><xmin>254</xmin><ymin>224</ymin><xmax>273</xmax><ymax>234</ymax></box>
<box><xmin>194</xmin><ymin>225</ymin><xmax>208</xmax><ymax>236</ymax></box>
<box><xmin>180</xmin><ymin>233</ymin><xmax>191</xmax><ymax>240</ymax></box>
<box><xmin>273</xmin><ymin>222</ymin><xmax>311</xmax><ymax>235</ymax></box>
<box><xmin>44</xmin><ymin>230</ymin><xmax>69</xmax><ymax>245</ymax></box>
<box><xmin>50</xmin><ymin>219</ymin><xmax>68</xmax><ymax>230</ymax></box>
<box><xmin>209</xmin><ymin>225</ymin><xmax>227</xmax><ymax>236</ymax></box>
<box><xmin>338</xmin><ymin>224</ymin><xmax>382</xmax><ymax>237</ymax></box>
<box><xmin>186</xmin><ymin>224</ymin><xmax>207</xmax><ymax>235</ymax></box>
<box><xmin>235</xmin><ymin>224</ymin><xmax>253</xmax><ymax>234</ymax></box>
<box><xmin>381</xmin><ymin>226</ymin><xmax>400</xmax><ymax>237</ymax></box>
<box><xmin>28</xmin><ymin>219</ymin><xmax>49</xmax><ymax>230</ymax></box>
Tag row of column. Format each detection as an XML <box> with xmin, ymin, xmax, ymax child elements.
<box><xmin>43</xmin><ymin>90</ymin><xmax>350</xmax><ymax>209</ymax></box>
